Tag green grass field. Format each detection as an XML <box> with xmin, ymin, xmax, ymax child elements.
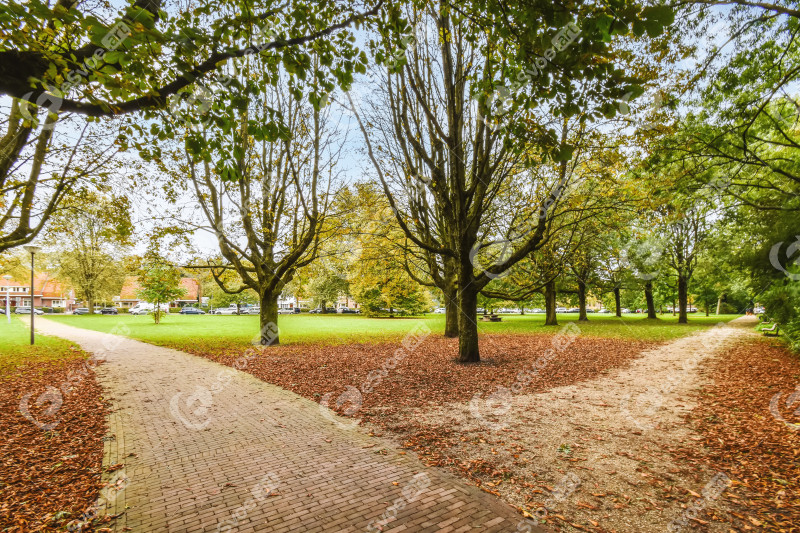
<box><xmin>0</xmin><ymin>318</ymin><xmax>81</xmax><ymax>377</ymax></box>
<box><xmin>42</xmin><ymin>312</ymin><xmax>742</xmax><ymax>348</ymax></box>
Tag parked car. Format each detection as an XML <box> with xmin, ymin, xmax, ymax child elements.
<box><xmin>621</xmin><ymin>308</ymin><xmax>631</xmax><ymax>314</ymax></box>
<box><xmin>244</xmin><ymin>306</ymin><xmax>261</xmax><ymax>315</ymax></box>
<box><xmin>337</xmin><ymin>307</ymin><xmax>359</xmax><ymax>314</ymax></box>
<box><xmin>433</xmin><ymin>307</ymin><xmax>446</xmax><ymax>314</ymax></box>
<box><xmin>212</xmin><ymin>307</ymin><xmax>239</xmax><ymax>315</ymax></box>
<box><xmin>179</xmin><ymin>306</ymin><xmax>206</xmax><ymax>315</ymax></box>
<box><xmin>73</xmin><ymin>307</ymin><xmax>90</xmax><ymax>315</ymax></box>
<box><xmin>14</xmin><ymin>306</ymin><xmax>43</xmax><ymax>315</ymax></box>
<box><xmin>567</xmin><ymin>308</ymin><xmax>580</xmax><ymax>313</ymax></box>
<box><xmin>129</xmin><ymin>302</ymin><xmax>169</xmax><ymax>315</ymax></box>
<box><xmin>476</xmin><ymin>307</ymin><xmax>485</xmax><ymax>314</ymax></box>
<box><xmin>309</xmin><ymin>307</ymin><xmax>336</xmax><ymax>314</ymax></box>
<box><xmin>278</xmin><ymin>307</ymin><xmax>299</xmax><ymax>315</ymax></box>
<box><xmin>598</xmin><ymin>308</ymin><xmax>610</xmax><ymax>314</ymax></box>
<box><xmin>555</xmin><ymin>307</ymin><xmax>567</xmax><ymax>313</ymax></box>
<box><xmin>100</xmin><ymin>307</ymin><xmax>118</xmax><ymax>315</ymax></box>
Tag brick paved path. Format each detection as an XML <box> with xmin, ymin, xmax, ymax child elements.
<box><xmin>36</xmin><ymin>319</ymin><xmax>537</xmax><ymax>533</ymax></box>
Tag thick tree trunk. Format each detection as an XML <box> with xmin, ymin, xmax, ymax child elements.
<box><xmin>544</xmin><ymin>280</ymin><xmax>558</xmax><ymax>326</ymax></box>
<box><xmin>457</xmin><ymin>286</ymin><xmax>480</xmax><ymax>363</ymax></box>
<box><xmin>88</xmin><ymin>297</ymin><xmax>95</xmax><ymax>315</ymax></box>
<box><xmin>259</xmin><ymin>292</ymin><xmax>280</xmax><ymax>345</ymax></box>
<box><xmin>645</xmin><ymin>280</ymin><xmax>657</xmax><ymax>319</ymax></box>
<box><xmin>614</xmin><ymin>286</ymin><xmax>622</xmax><ymax>318</ymax></box>
<box><xmin>577</xmin><ymin>278</ymin><xmax>588</xmax><ymax>321</ymax></box>
<box><xmin>320</xmin><ymin>300</ymin><xmax>328</xmax><ymax>313</ymax></box>
<box><xmin>678</xmin><ymin>274</ymin><xmax>688</xmax><ymax>324</ymax></box>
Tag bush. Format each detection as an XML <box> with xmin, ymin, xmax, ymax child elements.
<box><xmin>717</xmin><ymin>302</ymin><xmax>738</xmax><ymax>314</ymax></box>
<box><xmin>761</xmin><ymin>278</ymin><xmax>800</xmax><ymax>350</ymax></box>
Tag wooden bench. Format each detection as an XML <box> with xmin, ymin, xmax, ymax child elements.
<box><xmin>762</xmin><ymin>323</ymin><xmax>779</xmax><ymax>336</ymax></box>
<box><xmin>481</xmin><ymin>314</ymin><xmax>502</xmax><ymax>322</ymax></box>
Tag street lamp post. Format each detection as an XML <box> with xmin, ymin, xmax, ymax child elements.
<box><xmin>23</xmin><ymin>245</ymin><xmax>41</xmax><ymax>345</ymax></box>
<box><xmin>2</xmin><ymin>274</ymin><xmax>11</xmax><ymax>323</ymax></box>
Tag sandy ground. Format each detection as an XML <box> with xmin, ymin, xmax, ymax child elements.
<box><xmin>399</xmin><ymin>316</ymin><xmax>760</xmax><ymax>532</ymax></box>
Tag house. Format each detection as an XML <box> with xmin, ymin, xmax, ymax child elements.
<box><xmin>113</xmin><ymin>276</ymin><xmax>202</xmax><ymax>309</ymax></box>
<box><xmin>336</xmin><ymin>295</ymin><xmax>360</xmax><ymax>310</ymax></box>
<box><xmin>0</xmin><ymin>274</ymin><xmax>76</xmax><ymax>311</ymax></box>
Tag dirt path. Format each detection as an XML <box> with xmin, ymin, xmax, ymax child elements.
<box><xmin>414</xmin><ymin>316</ymin><xmax>760</xmax><ymax>532</ymax></box>
<box><xmin>33</xmin><ymin>318</ymin><xmax>535</xmax><ymax>533</ymax></box>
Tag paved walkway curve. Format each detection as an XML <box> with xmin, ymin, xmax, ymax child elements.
<box><xmin>34</xmin><ymin>319</ymin><xmax>535</xmax><ymax>533</ymax></box>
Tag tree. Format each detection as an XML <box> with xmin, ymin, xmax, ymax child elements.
<box><xmin>308</xmin><ymin>272</ymin><xmax>349</xmax><ymax>312</ymax></box>
<box><xmin>351</xmin><ymin>220</ymin><xmax>432</xmax><ymax>318</ymax></box>
<box><xmin>354</xmin><ymin>0</ymin><xmax>670</xmax><ymax>361</ymax></box>
<box><xmin>0</xmin><ymin>102</ymin><xmax>119</xmax><ymax>253</ymax></box>
<box><xmin>182</xmin><ymin>64</ymin><xmax>336</xmax><ymax>345</ymax></box>
<box><xmin>0</xmin><ymin>0</ymin><xmax>382</xmax><ymax>115</ymax></box>
<box><xmin>48</xmin><ymin>193</ymin><xmax>131</xmax><ymax>313</ymax></box>
<box><xmin>137</xmin><ymin>259</ymin><xmax>186</xmax><ymax>324</ymax></box>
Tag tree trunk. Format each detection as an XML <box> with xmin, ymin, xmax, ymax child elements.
<box><xmin>544</xmin><ymin>280</ymin><xmax>558</xmax><ymax>326</ymax></box>
<box><xmin>678</xmin><ymin>274</ymin><xmax>688</xmax><ymax>324</ymax></box>
<box><xmin>614</xmin><ymin>286</ymin><xmax>622</xmax><ymax>318</ymax></box>
<box><xmin>716</xmin><ymin>293</ymin><xmax>724</xmax><ymax>315</ymax></box>
<box><xmin>645</xmin><ymin>280</ymin><xmax>657</xmax><ymax>319</ymax></box>
<box><xmin>577</xmin><ymin>278</ymin><xmax>588</xmax><ymax>321</ymax></box>
<box><xmin>320</xmin><ymin>300</ymin><xmax>328</xmax><ymax>313</ymax></box>
<box><xmin>88</xmin><ymin>297</ymin><xmax>95</xmax><ymax>315</ymax></box>
<box><xmin>442</xmin><ymin>264</ymin><xmax>459</xmax><ymax>338</ymax></box>
<box><xmin>457</xmin><ymin>286</ymin><xmax>480</xmax><ymax>363</ymax></box>
<box><xmin>259</xmin><ymin>292</ymin><xmax>280</xmax><ymax>345</ymax></box>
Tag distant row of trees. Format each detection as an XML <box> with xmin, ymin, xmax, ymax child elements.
<box><xmin>3</xmin><ymin>0</ymin><xmax>799</xmax><ymax>354</ymax></box>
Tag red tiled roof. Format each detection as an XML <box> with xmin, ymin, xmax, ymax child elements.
<box><xmin>118</xmin><ymin>276</ymin><xmax>199</xmax><ymax>301</ymax></box>
<box><xmin>179</xmin><ymin>278</ymin><xmax>200</xmax><ymax>301</ymax></box>
<box><xmin>0</xmin><ymin>273</ymin><xmax>72</xmax><ymax>298</ymax></box>
<box><xmin>119</xmin><ymin>276</ymin><xmax>141</xmax><ymax>300</ymax></box>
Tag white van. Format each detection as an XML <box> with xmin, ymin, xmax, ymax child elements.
<box><xmin>129</xmin><ymin>302</ymin><xmax>170</xmax><ymax>315</ymax></box>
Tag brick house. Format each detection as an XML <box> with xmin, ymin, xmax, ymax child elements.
<box><xmin>0</xmin><ymin>274</ymin><xmax>76</xmax><ymax>311</ymax></box>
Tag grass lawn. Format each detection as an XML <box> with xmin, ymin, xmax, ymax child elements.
<box><xmin>43</xmin><ymin>312</ymin><xmax>743</xmax><ymax>349</ymax></box>
<box><xmin>0</xmin><ymin>317</ymin><xmax>83</xmax><ymax>377</ymax></box>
